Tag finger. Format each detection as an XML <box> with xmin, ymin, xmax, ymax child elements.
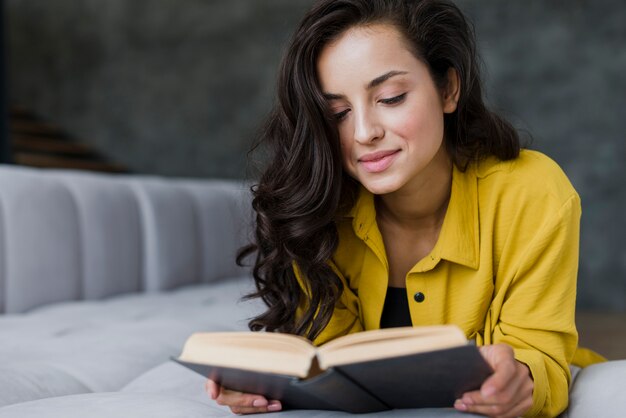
<box><xmin>458</xmin><ymin>363</ymin><xmax>528</xmax><ymax>409</ymax></box>
<box><xmin>215</xmin><ymin>386</ymin><xmax>279</xmax><ymax>414</ymax></box>
<box><xmin>478</xmin><ymin>346</ymin><xmax>518</xmax><ymax>399</ymax></box>
<box><xmin>502</xmin><ymin>394</ymin><xmax>534</xmax><ymax>418</ymax></box>
<box><xmin>462</xmin><ymin>393</ymin><xmax>533</xmax><ymax>418</ymax></box>
<box><xmin>215</xmin><ymin>387</ymin><xmax>265</xmax><ymax>407</ymax></box>
<box><xmin>481</xmin><ymin>360</ymin><xmax>532</xmax><ymax>407</ymax></box>
<box><xmin>480</xmin><ymin>365</ymin><xmax>516</xmax><ymax>399</ymax></box>
<box><xmin>456</xmin><ymin>389</ymin><xmax>482</xmax><ymax>409</ymax></box>
<box><xmin>230</xmin><ymin>400</ymin><xmax>283</xmax><ymax>415</ymax></box>
<box><xmin>455</xmin><ymin>366</ymin><xmax>534</xmax><ymax>417</ymax></box>
<box><xmin>458</xmin><ymin>368</ymin><xmax>518</xmax><ymax>407</ymax></box>
<box><xmin>512</xmin><ymin>376</ymin><xmax>534</xmax><ymax>413</ymax></box>
<box><xmin>455</xmin><ymin>400</ymin><xmax>509</xmax><ymax>418</ymax></box>
<box><xmin>481</xmin><ymin>366</ymin><xmax>524</xmax><ymax>406</ymax></box>
<box><xmin>205</xmin><ymin>379</ymin><xmax>220</xmax><ymax>400</ymax></box>
<box><xmin>455</xmin><ymin>389</ymin><xmax>503</xmax><ymax>413</ymax></box>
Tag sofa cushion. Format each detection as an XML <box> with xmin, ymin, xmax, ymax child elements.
<box><xmin>0</xmin><ymin>170</ymin><xmax>82</xmax><ymax>313</ymax></box>
<box><xmin>0</xmin><ymin>361</ymin><xmax>482</xmax><ymax>418</ymax></box>
<box><xmin>563</xmin><ymin>360</ymin><xmax>626</xmax><ymax>418</ymax></box>
<box><xmin>0</xmin><ymin>277</ymin><xmax>262</xmax><ymax>407</ymax></box>
<box><xmin>178</xmin><ymin>180</ymin><xmax>253</xmax><ymax>283</ymax></box>
<box><xmin>0</xmin><ymin>363</ymin><xmax>91</xmax><ymax>409</ymax></box>
<box><xmin>52</xmin><ymin>171</ymin><xmax>144</xmax><ymax>299</ymax></box>
<box><xmin>0</xmin><ymin>393</ymin><xmax>229</xmax><ymax>418</ymax></box>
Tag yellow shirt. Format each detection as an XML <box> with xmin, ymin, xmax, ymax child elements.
<box><xmin>296</xmin><ymin>150</ymin><xmax>602</xmax><ymax>417</ymax></box>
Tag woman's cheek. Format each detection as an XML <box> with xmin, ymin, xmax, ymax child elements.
<box><xmin>393</xmin><ymin>106</ymin><xmax>443</xmax><ymax>149</ymax></box>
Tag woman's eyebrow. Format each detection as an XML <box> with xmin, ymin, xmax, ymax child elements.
<box><xmin>366</xmin><ymin>70</ymin><xmax>408</xmax><ymax>90</ymax></box>
<box><xmin>323</xmin><ymin>93</ymin><xmax>344</xmax><ymax>101</ymax></box>
<box><xmin>323</xmin><ymin>70</ymin><xmax>409</xmax><ymax>100</ymax></box>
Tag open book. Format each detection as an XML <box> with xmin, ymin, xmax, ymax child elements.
<box><xmin>175</xmin><ymin>325</ymin><xmax>492</xmax><ymax>413</ymax></box>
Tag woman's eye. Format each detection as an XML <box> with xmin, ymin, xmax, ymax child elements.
<box><xmin>333</xmin><ymin>109</ymin><xmax>350</xmax><ymax>121</ymax></box>
<box><xmin>380</xmin><ymin>93</ymin><xmax>407</xmax><ymax>105</ymax></box>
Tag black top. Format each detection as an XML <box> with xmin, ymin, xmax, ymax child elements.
<box><xmin>380</xmin><ymin>286</ymin><xmax>413</xmax><ymax>328</ymax></box>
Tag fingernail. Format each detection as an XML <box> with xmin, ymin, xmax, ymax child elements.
<box><xmin>252</xmin><ymin>399</ymin><xmax>268</xmax><ymax>407</ymax></box>
<box><xmin>454</xmin><ymin>399</ymin><xmax>467</xmax><ymax>411</ymax></box>
<box><xmin>267</xmin><ymin>401</ymin><xmax>282</xmax><ymax>412</ymax></box>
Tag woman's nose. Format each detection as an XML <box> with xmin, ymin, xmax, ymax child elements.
<box><xmin>353</xmin><ymin>109</ymin><xmax>384</xmax><ymax>144</ymax></box>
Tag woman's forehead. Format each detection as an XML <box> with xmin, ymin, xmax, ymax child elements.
<box><xmin>316</xmin><ymin>24</ymin><xmax>422</xmax><ymax>92</ymax></box>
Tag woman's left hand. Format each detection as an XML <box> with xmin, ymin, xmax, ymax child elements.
<box><xmin>454</xmin><ymin>343</ymin><xmax>534</xmax><ymax>418</ymax></box>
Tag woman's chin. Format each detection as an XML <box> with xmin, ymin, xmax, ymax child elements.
<box><xmin>360</xmin><ymin>177</ymin><xmax>404</xmax><ymax>196</ymax></box>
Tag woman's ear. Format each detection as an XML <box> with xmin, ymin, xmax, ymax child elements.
<box><xmin>442</xmin><ymin>68</ymin><xmax>461</xmax><ymax>114</ymax></box>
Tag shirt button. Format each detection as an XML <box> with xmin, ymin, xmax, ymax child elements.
<box><xmin>413</xmin><ymin>292</ymin><xmax>425</xmax><ymax>303</ymax></box>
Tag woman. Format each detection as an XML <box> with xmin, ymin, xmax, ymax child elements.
<box><xmin>207</xmin><ymin>0</ymin><xmax>602</xmax><ymax>416</ymax></box>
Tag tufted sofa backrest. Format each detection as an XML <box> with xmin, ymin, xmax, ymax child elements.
<box><xmin>0</xmin><ymin>165</ymin><xmax>253</xmax><ymax>314</ymax></box>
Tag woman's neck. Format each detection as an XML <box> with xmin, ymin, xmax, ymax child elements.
<box><xmin>376</xmin><ymin>146</ymin><xmax>453</xmax><ymax>232</ymax></box>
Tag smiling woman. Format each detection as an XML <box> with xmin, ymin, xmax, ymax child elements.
<box><xmin>317</xmin><ymin>24</ymin><xmax>459</xmax><ymax>272</ymax></box>
<box><xmin>317</xmin><ymin>25</ymin><xmax>456</xmax><ymax>196</ymax></box>
<box><xmin>204</xmin><ymin>1</ymin><xmax>604</xmax><ymax>417</ymax></box>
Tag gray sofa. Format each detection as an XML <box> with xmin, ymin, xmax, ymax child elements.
<box><xmin>0</xmin><ymin>164</ymin><xmax>623</xmax><ymax>418</ymax></box>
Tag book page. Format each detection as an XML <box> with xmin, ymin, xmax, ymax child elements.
<box><xmin>178</xmin><ymin>332</ymin><xmax>317</xmax><ymax>378</ymax></box>
<box><xmin>316</xmin><ymin>325</ymin><xmax>467</xmax><ymax>369</ymax></box>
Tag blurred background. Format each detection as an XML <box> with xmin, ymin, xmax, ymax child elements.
<box><xmin>1</xmin><ymin>1</ymin><xmax>624</xmax><ymax>355</ymax></box>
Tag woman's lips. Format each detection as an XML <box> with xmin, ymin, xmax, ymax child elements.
<box><xmin>358</xmin><ymin>150</ymin><xmax>400</xmax><ymax>173</ymax></box>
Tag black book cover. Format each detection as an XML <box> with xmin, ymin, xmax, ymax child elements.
<box><xmin>174</xmin><ymin>359</ymin><xmax>387</xmax><ymax>413</ymax></box>
<box><xmin>174</xmin><ymin>344</ymin><xmax>492</xmax><ymax>413</ymax></box>
<box><xmin>336</xmin><ymin>345</ymin><xmax>493</xmax><ymax>409</ymax></box>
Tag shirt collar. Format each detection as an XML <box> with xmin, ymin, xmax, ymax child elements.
<box><xmin>348</xmin><ymin>186</ymin><xmax>376</xmax><ymax>238</ymax></box>
<box><xmin>435</xmin><ymin>163</ymin><xmax>480</xmax><ymax>269</ymax></box>
<box><xmin>345</xmin><ymin>163</ymin><xmax>479</xmax><ymax>270</ymax></box>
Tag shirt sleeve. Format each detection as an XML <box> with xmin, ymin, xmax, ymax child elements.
<box><xmin>486</xmin><ymin>194</ymin><xmax>580</xmax><ymax>418</ymax></box>
<box><xmin>293</xmin><ymin>260</ymin><xmax>363</xmax><ymax>346</ymax></box>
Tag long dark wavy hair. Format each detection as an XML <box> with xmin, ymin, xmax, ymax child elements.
<box><xmin>238</xmin><ymin>0</ymin><xmax>520</xmax><ymax>341</ymax></box>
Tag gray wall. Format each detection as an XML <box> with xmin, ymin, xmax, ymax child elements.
<box><xmin>6</xmin><ymin>0</ymin><xmax>626</xmax><ymax>311</ymax></box>
<box><xmin>7</xmin><ymin>0</ymin><xmax>313</xmax><ymax>177</ymax></box>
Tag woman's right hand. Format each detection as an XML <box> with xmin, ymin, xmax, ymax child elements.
<box><xmin>205</xmin><ymin>379</ymin><xmax>282</xmax><ymax>415</ymax></box>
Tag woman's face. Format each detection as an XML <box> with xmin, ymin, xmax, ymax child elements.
<box><xmin>317</xmin><ymin>24</ymin><xmax>458</xmax><ymax>196</ymax></box>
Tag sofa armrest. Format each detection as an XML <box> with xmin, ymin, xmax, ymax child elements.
<box><xmin>0</xmin><ymin>165</ymin><xmax>252</xmax><ymax>313</ymax></box>
<box><xmin>564</xmin><ymin>360</ymin><xmax>626</xmax><ymax>418</ymax></box>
